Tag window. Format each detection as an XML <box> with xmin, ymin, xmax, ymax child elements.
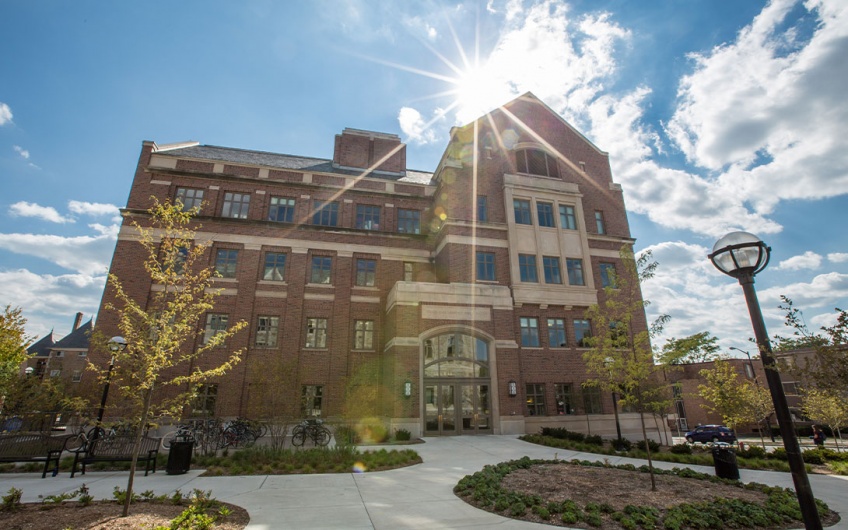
<box><xmin>170</xmin><ymin>244</ymin><xmax>188</xmax><ymax>275</ymax></box>
<box><xmin>305</xmin><ymin>318</ymin><xmax>328</xmax><ymax>348</ymax></box>
<box><xmin>476</xmin><ymin>252</ymin><xmax>495</xmax><ymax>281</ymax></box>
<box><xmin>566</xmin><ymin>258</ymin><xmax>585</xmax><ymax>286</ymax></box>
<box><xmin>301</xmin><ymin>385</ymin><xmax>323</xmax><ymax>417</ymax></box>
<box><xmin>72</xmin><ymin>370</ymin><xmax>82</xmax><ymax>383</ymax></box>
<box><xmin>192</xmin><ymin>384</ymin><xmax>218</xmax><ymax>416</ymax></box>
<box><xmin>782</xmin><ymin>381</ymin><xmax>799</xmax><ymax>395</ymax></box>
<box><xmin>55</xmin><ymin>351</ymin><xmax>64</xmax><ymax>358</ymax></box>
<box><xmin>582</xmin><ymin>386</ymin><xmax>603</xmax><ymax>414</ymax></box>
<box><xmin>269</xmin><ymin>197</ymin><xmax>295</xmax><ymax>223</ymax></box>
<box><xmin>404</xmin><ymin>262</ymin><xmax>414</xmax><ymax>282</ymax></box>
<box><xmin>526</xmin><ymin>383</ymin><xmax>546</xmax><ymax>416</ymax></box>
<box><xmin>312</xmin><ymin>200</ymin><xmax>338</xmax><ymax>226</ymax></box>
<box><xmin>516</xmin><ymin>148</ymin><xmax>560</xmax><ymax>178</ymax></box>
<box><xmin>559</xmin><ymin>205</ymin><xmax>577</xmax><ymax>230</ymax></box>
<box><xmin>204</xmin><ymin>314</ymin><xmax>228</xmax><ymax>344</ymax></box>
<box><xmin>356</xmin><ymin>205</ymin><xmax>381</xmax><ymax>230</ymax></box>
<box><xmin>49</xmin><ymin>369</ymin><xmax>61</xmax><ymax>378</ymax></box>
<box><xmin>513</xmin><ymin>199</ymin><xmax>532</xmax><ymax>225</ymax></box>
<box><xmin>354</xmin><ymin>320</ymin><xmax>374</xmax><ymax>349</ymax></box>
<box><xmin>542</xmin><ymin>256</ymin><xmax>562</xmax><ymax>284</ymax></box>
<box><xmin>215</xmin><ymin>249</ymin><xmax>238</xmax><ymax>278</ymax></box>
<box><xmin>518</xmin><ymin>254</ymin><xmax>538</xmax><ymax>282</ymax></box>
<box><xmin>599</xmin><ymin>262</ymin><xmax>616</xmax><ymax>288</ymax></box>
<box><xmin>595</xmin><ymin>210</ymin><xmax>606</xmax><ymax>234</ymax></box>
<box><xmin>610</xmin><ymin>321</ymin><xmax>628</xmax><ymax>346</ymax></box>
<box><xmin>547</xmin><ymin>318</ymin><xmax>567</xmax><ymax>348</ymax></box>
<box><xmin>397</xmin><ymin>209</ymin><xmax>420</xmax><ymax>234</ymax></box>
<box><xmin>555</xmin><ymin>384</ymin><xmax>574</xmax><ymax>414</ymax></box>
<box><xmin>520</xmin><ymin>317</ymin><xmax>540</xmax><ymax>347</ymax></box>
<box><xmin>255</xmin><ymin>316</ymin><xmax>279</xmax><ymax>348</ymax></box>
<box><xmin>175</xmin><ymin>187</ymin><xmax>204</xmax><ymax>212</ymax></box>
<box><xmin>263</xmin><ymin>252</ymin><xmax>286</xmax><ymax>281</ymax></box>
<box><xmin>355</xmin><ymin>259</ymin><xmax>376</xmax><ymax>287</ymax></box>
<box><xmin>222</xmin><ymin>192</ymin><xmax>250</xmax><ymax>219</ymax></box>
<box><xmin>537</xmin><ymin>202</ymin><xmax>555</xmax><ymax>227</ymax></box>
<box><xmin>574</xmin><ymin>319</ymin><xmax>592</xmax><ymax>348</ymax></box>
<box><xmin>78</xmin><ymin>351</ymin><xmax>87</xmax><ymax>357</ymax></box>
<box><xmin>477</xmin><ymin>196</ymin><xmax>488</xmax><ymax>222</ymax></box>
<box><xmin>310</xmin><ymin>256</ymin><xmax>333</xmax><ymax>284</ymax></box>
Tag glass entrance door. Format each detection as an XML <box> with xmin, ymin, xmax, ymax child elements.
<box><xmin>424</xmin><ymin>383</ymin><xmax>457</xmax><ymax>435</ymax></box>
<box><xmin>460</xmin><ymin>384</ymin><xmax>492</xmax><ymax>434</ymax></box>
<box><xmin>425</xmin><ymin>382</ymin><xmax>492</xmax><ymax>435</ymax></box>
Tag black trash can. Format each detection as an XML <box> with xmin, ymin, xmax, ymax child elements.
<box><xmin>711</xmin><ymin>443</ymin><xmax>740</xmax><ymax>480</ymax></box>
<box><xmin>166</xmin><ymin>436</ymin><xmax>194</xmax><ymax>475</ymax></box>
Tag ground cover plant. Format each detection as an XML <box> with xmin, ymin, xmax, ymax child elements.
<box><xmin>454</xmin><ymin>456</ymin><xmax>839</xmax><ymax>529</ymax></box>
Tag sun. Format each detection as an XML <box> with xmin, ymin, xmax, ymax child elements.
<box><xmin>453</xmin><ymin>63</ymin><xmax>512</xmax><ymax>124</ymax></box>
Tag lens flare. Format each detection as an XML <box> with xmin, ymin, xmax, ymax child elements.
<box><xmin>352</xmin><ymin>461</ymin><xmax>367</xmax><ymax>473</ymax></box>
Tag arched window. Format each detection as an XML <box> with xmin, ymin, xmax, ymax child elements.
<box><xmin>424</xmin><ymin>333</ymin><xmax>489</xmax><ymax>378</ymax></box>
<box><xmin>515</xmin><ymin>148</ymin><xmax>560</xmax><ymax>179</ymax></box>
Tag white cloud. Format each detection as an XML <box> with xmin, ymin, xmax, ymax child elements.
<box><xmin>9</xmin><ymin>201</ymin><xmax>74</xmax><ymax>224</ymax></box>
<box><xmin>828</xmin><ymin>252</ymin><xmax>848</xmax><ymax>263</ymax></box>
<box><xmin>775</xmin><ymin>251</ymin><xmax>823</xmax><ymax>270</ymax></box>
<box><xmin>0</xmin><ymin>102</ymin><xmax>11</xmax><ymax>126</ymax></box>
<box><xmin>68</xmin><ymin>200</ymin><xmax>120</xmax><ymax>218</ymax></box>
<box><xmin>398</xmin><ymin>106</ymin><xmax>442</xmax><ymax>145</ymax></box>
<box><xmin>0</xmin><ymin>227</ymin><xmax>118</xmax><ymax>276</ymax></box>
<box><xmin>13</xmin><ymin>145</ymin><xmax>29</xmax><ymax>159</ymax></box>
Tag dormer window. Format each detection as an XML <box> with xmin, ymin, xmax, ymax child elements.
<box><xmin>515</xmin><ymin>148</ymin><xmax>559</xmax><ymax>179</ymax></box>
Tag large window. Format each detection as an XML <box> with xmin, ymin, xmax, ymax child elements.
<box><xmin>192</xmin><ymin>384</ymin><xmax>218</xmax><ymax>416</ymax></box>
<box><xmin>423</xmin><ymin>333</ymin><xmax>489</xmax><ymax>378</ymax></box>
<box><xmin>547</xmin><ymin>318</ymin><xmax>567</xmax><ymax>348</ymax></box>
<box><xmin>574</xmin><ymin>319</ymin><xmax>592</xmax><ymax>348</ymax></box>
<box><xmin>582</xmin><ymin>386</ymin><xmax>603</xmax><ymax>414</ymax></box>
<box><xmin>520</xmin><ymin>317</ymin><xmax>540</xmax><ymax>347</ymax></box>
<box><xmin>537</xmin><ymin>202</ymin><xmax>555</xmax><ymax>227</ymax></box>
<box><xmin>566</xmin><ymin>258</ymin><xmax>585</xmax><ymax>286</ymax></box>
<box><xmin>513</xmin><ymin>199</ymin><xmax>532</xmax><ymax>225</ymax></box>
<box><xmin>599</xmin><ymin>262</ymin><xmax>617</xmax><ymax>288</ymax></box>
<box><xmin>269</xmin><ymin>197</ymin><xmax>295</xmax><ymax>223</ymax></box>
<box><xmin>559</xmin><ymin>205</ymin><xmax>577</xmax><ymax>230</ymax></box>
<box><xmin>311</xmin><ymin>256</ymin><xmax>333</xmax><ymax>284</ymax></box>
<box><xmin>312</xmin><ymin>200</ymin><xmax>339</xmax><ymax>226</ymax></box>
<box><xmin>203</xmin><ymin>314</ymin><xmax>228</xmax><ymax>344</ymax></box>
<box><xmin>215</xmin><ymin>249</ymin><xmax>238</xmax><ymax>278</ymax></box>
<box><xmin>555</xmin><ymin>384</ymin><xmax>575</xmax><ymax>415</ymax></box>
<box><xmin>72</xmin><ymin>370</ymin><xmax>82</xmax><ymax>383</ymax></box>
<box><xmin>518</xmin><ymin>254</ymin><xmax>538</xmax><ymax>282</ymax></box>
<box><xmin>263</xmin><ymin>252</ymin><xmax>286</xmax><ymax>281</ymax></box>
<box><xmin>175</xmin><ymin>187</ymin><xmax>204</xmax><ymax>212</ymax></box>
<box><xmin>397</xmin><ymin>209</ymin><xmax>420</xmax><ymax>234</ymax></box>
<box><xmin>355</xmin><ymin>259</ymin><xmax>376</xmax><ymax>287</ymax></box>
<box><xmin>526</xmin><ymin>383</ymin><xmax>546</xmax><ymax>416</ymax></box>
<box><xmin>516</xmin><ymin>148</ymin><xmax>560</xmax><ymax>178</ymax></box>
<box><xmin>305</xmin><ymin>318</ymin><xmax>328</xmax><ymax>348</ymax></box>
<box><xmin>542</xmin><ymin>256</ymin><xmax>562</xmax><ymax>284</ymax></box>
<box><xmin>255</xmin><ymin>316</ymin><xmax>279</xmax><ymax>347</ymax></box>
<box><xmin>476</xmin><ymin>252</ymin><xmax>495</xmax><ymax>281</ymax></box>
<box><xmin>301</xmin><ymin>385</ymin><xmax>323</xmax><ymax>417</ymax></box>
<box><xmin>222</xmin><ymin>192</ymin><xmax>250</xmax><ymax>219</ymax></box>
<box><xmin>354</xmin><ymin>320</ymin><xmax>374</xmax><ymax>349</ymax></box>
<box><xmin>595</xmin><ymin>210</ymin><xmax>606</xmax><ymax>234</ymax></box>
<box><xmin>477</xmin><ymin>196</ymin><xmax>488</xmax><ymax>222</ymax></box>
<box><xmin>356</xmin><ymin>205</ymin><xmax>381</xmax><ymax>230</ymax></box>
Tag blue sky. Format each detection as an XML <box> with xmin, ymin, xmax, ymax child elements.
<box><xmin>1</xmin><ymin>0</ymin><xmax>846</xmax><ymax>354</ymax></box>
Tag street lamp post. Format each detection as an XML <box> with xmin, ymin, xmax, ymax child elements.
<box><xmin>94</xmin><ymin>336</ymin><xmax>127</xmax><ymax>440</ymax></box>
<box><xmin>729</xmin><ymin>345</ymin><xmax>775</xmax><ymax>442</ymax></box>
<box><xmin>709</xmin><ymin>232</ymin><xmax>821</xmax><ymax>530</ymax></box>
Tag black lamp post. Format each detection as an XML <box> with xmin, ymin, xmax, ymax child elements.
<box><xmin>94</xmin><ymin>336</ymin><xmax>127</xmax><ymax>440</ymax></box>
<box><xmin>709</xmin><ymin>231</ymin><xmax>821</xmax><ymax>530</ymax></box>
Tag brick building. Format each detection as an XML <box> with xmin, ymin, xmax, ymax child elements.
<box><xmin>96</xmin><ymin>93</ymin><xmax>661</xmax><ymax>439</ymax></box>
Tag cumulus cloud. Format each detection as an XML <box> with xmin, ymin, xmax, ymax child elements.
<box><xmin>9</xmin><ymin>201</ymin><xmax>73</xmax><ymax>224</ymax></box>
<box><xmin>0</xmin><ymin>228</ymin><xmax>118</xmax><ymax>276</ymax></box>
<box><xmin>68</xmin><ymin>200</ymin><xmax>120</xmax><ymax>218</ymax></box>
<box><xmin>0</xmin><ymin>102</ymin><xmax>11</xmax><ymax>125</ymax></box>
<box><xmin>774</xmin><ymin>251</ymin><xmax>823</xmax><ymax>270</ymax></box>
<box><xmin>828</xmin><ymin>252</ymin><xmax>848</xmax><ymax>263</ymax></box>
<box><xmin>398</xmin><ymin>106</ymin><xmax>442</xmax><ymax>145</ymax></box>
<box><xmin>13</xmin><ymin>145</ymin><xmax>29</xmax><ymax>159</ymax></box>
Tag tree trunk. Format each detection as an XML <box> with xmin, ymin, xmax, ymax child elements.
<box><xmin>758</xmin><ymin>421</ymin><xmax>766</xmax><ymax>450</ymax></box>
<box><xmin>122</xmin><ymin>384</ymin><xmax>155</xmax><ymax>517</ymax></box>
<box><xmin>639</xmin><ymin>412</ymin><xmax>656</xmax><ymax>491</ymax></box>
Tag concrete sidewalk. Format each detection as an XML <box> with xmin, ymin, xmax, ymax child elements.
<box><xmin>1</xmin><ymin>435</ymin><xmax>846</xmax><ymax>529</ymax></box>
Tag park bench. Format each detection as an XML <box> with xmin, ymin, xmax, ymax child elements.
<box><xmin>0</xmin><ymin>433</ymin><xmax>71</xmax><ymax>478</ymax></box>
<box><xmin>70</xmin><ymin>435</ymin><xmax>161</xmax><ymax>478</ymax></box>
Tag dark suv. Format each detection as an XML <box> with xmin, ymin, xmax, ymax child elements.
<box><xmin>685</xmin><ymin>425</ymin><xmax>737</xmax><ymax>443</ymax></box>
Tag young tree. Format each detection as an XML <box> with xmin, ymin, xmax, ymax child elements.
<box><xmin>0</xmin><ymin>305</ymin><xmax>32</xmax><ymax>403</ymax></box>
<box><xmin>698</xmin><ymin>359</ymin><xmax>768</xmax><ymax>446</ymax></box>
<box><xmin>657</xmin><ymin>331</ymin><xmax>720</xmax><ymax>365</ymax></box>
<box><xmin>583</xmin><ymin>247</ymin><xmax>670</xmax><ymax>492</ymax></box>
<box><xmin>244</xmin><ymin>356</ymin><xmax>298</xmax><ymax>451</ymax></box>
<box><xmin>98</xmin><ymin>199</ymin><xmax>247</xmax><ymax>516</ymax></box>
<box><xmin>801</xmin><ymin>388</ymin><xmax>847</xmax><ymax>450</ymax></box>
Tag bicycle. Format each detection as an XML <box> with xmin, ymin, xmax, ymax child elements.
<box><xmin>221</xmin><ymin>417</ymin><xmax>260</xmax><ymax>448</ymax></box>
<box><xmin>291</xmin><ymin>418</ymin><xmax>331</xmax><ymax>447</ymax></box>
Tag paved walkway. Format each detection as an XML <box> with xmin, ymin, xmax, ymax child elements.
<box><xmin>1</xmin><ymin>435</ymin><xmax>846</xmax><ymax>529</ymax></box>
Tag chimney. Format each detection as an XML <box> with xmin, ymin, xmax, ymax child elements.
<box><xmin>72</xmin><ymin>312</ymin><xmax>83</xmax><ymax>331</ymax></box>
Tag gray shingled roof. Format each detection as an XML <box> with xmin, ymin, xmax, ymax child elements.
<box><xmin>26</xmin><ymin>332</ymin><xmax>54</xmax><ymax>357</ymax></box>
<box><xmin>52</xmin><ymin>320</ymin><xmax>92</xmax><ymax>350</ymax></box>
<box><xmin>156</xmin><ymin>144</ymin><xmax>435</xmax><ymax>186</ymax></box>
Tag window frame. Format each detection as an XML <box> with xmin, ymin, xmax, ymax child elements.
<box><xmin>542</xmin><ymin>256</ymin><xmax>562</xmax><ymax>284</ymax></box>
<box><xmin>559</xmin><ymin>205</ymin><xmax>577</xmax><ymax>230</ymax></box>
<box><xmin>353</xmin><ymin>320</ymin><xmax>375</xmax><ymax>350</ymax></box>
<box><xmin>520</xmin><ymin>317</ymin><xmax>540</xmax><ymax>347</ymax></box>
<box><xmin>312</xmin><ymin>200</ymin><xmax>339</xmax><ymax>227</ymax></box>
<box><xmin>515</xmin><ymin>148</ymin><xmax>560</xmax><ymax>179</ymax></box>
<box><xmin>526</xmin><ymin>383</ymin><xmax>547</xmax><ymax>416</ymax></box>
<box><xmin>305</xmin><ymin>318</ymin><xmax>328</xmax><ymax>348</ymax></box>
<box><xmin>203</xmin><ymin>313</ymin><xmax>228</xmax><ymax>345</ymax></box>
<box><xmin>513</xmin><ymin>199</ymin><xmax>532</xmax><ymax>225</ymax></box>
<box><xmin>175</xmin><ymin>187</ymin><xmax>204</xmax><ymax>212</ymax></box>
<box><xmin>566</xmin><ymin>258</ymin><xmax>585</xmax><ymax>286</ymax></box>
<box><xmin>582</xmin><ymin>386</ymin><xmax>603</xmax><ymax>414</ymax></box>
<box><xmin>301</xmin><ymin>385</ymin><xmax>323</xmax><ymax>417</ymax></box>
<box><xmin>192</xmin><ymin>383</ymin><xmax>218</xmax><ymax>417</ymax></box>
<box><xmin>263</xmin><ymin>252</ymin><xmax>287</xmax><ymax>281</ymax></box>
<box><xmin>268</xmin><ymin>196</ymin><xmax>296</xmax><ymax>223</ymax></box>
<box><xmin>476</xmin><ymin>251</ymin><xmax>495</xmax><ymax>281</ymax></box>
<box><xmin>222</xmin><ymin>192</ymin><xmax>251</xmax><ymax>219</ymax></box>
<box><xmin>397</xmin><ymin>208</ymin><xmax>421</xmax><ymax>234</ymax></box>
<box><xmin>310</xmin><ymin>256</ymin><xmax>333</xmax><ymax>284</ymax></box>
<box><xmin>537</xmin><ymin>202</ymin><xmax>555</xmax><ymax>228</ymax></box>
<box><xmin>518</xmin><ymin>254</ymin><xmax>538</xmax><ymax>283</ymax></box>
<box><xmin>214</xmin><ymin>249</ymin><xmax>239</xmax><ymax>278</ymax></box>
<box><xmin>254</xmin><ymin>316</ymin><xmax>280</xmax><ymax>348</ymax></box>
<box><xmin>547</xmin><ymin>318</ymin><xmax>567</xmax><ymax>348</ymax></box>
<box><xmin>595</xmin><ymin>210</ymin><xmax>606</xmax><ymax>235</ymax></box>
<box><xmin>403</xmin><ymin>262</ymin><xmax>414</xmax><ymax>282</ymax></box>
<box><xmin>477</xmin><ymin>195</ymin><xmax>488</xmax><ymax>222</ymax></box>
<box><xmin>355</xmin><ymin>258</ymin><xmax>376</xmax><ymax>287</ymax></box>
<box><xmin>574</xmin><ymin>319</ymin><xmax>592</xmax><ymax>348</ymax></box>
<box><xmin>599</xmin><ymin>262</ymin><xmax>616</xmax><ymax>288</ymax></box>
<box><xmin>356</xmin><ymin>204</ymin><xmax>381</xmax><ymax>231</ymax></box>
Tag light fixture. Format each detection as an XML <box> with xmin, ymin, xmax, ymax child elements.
<box><xmin>25</xmin><ymin>366</ymin><xmax>34</xmax><ymax>376</ymax></box>
<box><xmin>403</xmin><ymin>380</ymin><xmax>412</xmax><ymax>398</ymax></box>
<box><xmin>708</xmin><ymin>231</ymin><xmax>770</xmax><ymax>278</ymax></box>
<box><xmin>109</xmin><ymin>336</ymin><xmax>128</xmax><ymax>353</ymax></box>
<box><xmin>507</xmin><ymin>380</ymin><xmax>517</xmax><ymax>397</ymax></box>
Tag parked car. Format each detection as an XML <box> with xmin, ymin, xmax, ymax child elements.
<box><xmin>685</xmin><ymin>425</ymin><xmax>737</xmax><ymax>443</ymax></box>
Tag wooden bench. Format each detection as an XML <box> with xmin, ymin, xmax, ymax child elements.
<box><xmin>0</xmin><ymin>433</ymin><xmax>71</xmax><ymax>478</ymax></box>
<box><xmin>70</xmin><ymin>435</ymin><xmax>161</xmax><ymax>478</ymax></box>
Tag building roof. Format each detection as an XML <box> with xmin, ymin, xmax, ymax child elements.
<box><xmin>26</xmin><ymin>332</ymin><xmax>54</xmax><ymax>357</ymax></box>
<box><xmin>52</xmin><ymin>319</ymin><xmax>92</xmax><ymax>350</ymax></box>
<box><xmin>154</xmin><ymin>144</ymin><xmax>435</xmax><ymax>186</ymax></box>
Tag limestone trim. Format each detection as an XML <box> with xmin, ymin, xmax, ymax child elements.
<box><xmin>150</xmin><ymin>180</ymin><xmax>171</xmax><ymax>186</ymax></box>
<box><xmin>421</xmin><ymin>305</ymin><xmax>491</xmax><ymax>321</ymax></box>
<box><xmin>255</xmin><ymin>291</ymin><xmax>287</xmax><ymax>298</ymax></box>
<box><xmin>383</xmin><ymin>337</ymin><xmax>419</xmax><ymax>350</ymax></box>
<box><xmin>434</xmin><ymin>235</ymin><xmax>509</xmax><ymax>258</ymax></box>
<box><xmin>511</xmin><ymin>284</ymin><xmax>598</xmax><ymax>307</ymax></box>
<box><xmin>304</xmin><ymin>293</ymin><xmax>335</xmax><ymax>301</ymax></box>
<box><xmin>386</xmin><ymin>282</ymin><xmax>514</xmax><ymax>313</ymax></box>
<box><xmin>350</xmin><ymin>295</ymin><xmax>380</xmax><ymax>304</ymax></box>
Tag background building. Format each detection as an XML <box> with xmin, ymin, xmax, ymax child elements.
<box><xmin>95</xmin><ymin>93</ymin><xmax>662</xmax><ymax>439</ymax></box>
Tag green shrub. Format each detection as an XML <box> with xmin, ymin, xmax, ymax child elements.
<box><xmin>334</xmin><ymin>425</ymin><xmax>358</xmax><ymax>444</ymax></box>
<box><xmin>1</xmin><ymin>487</ymin><xmax>22</xmax><ymax>512</ymax></box>
<box><xmin>635</xmin><ymin>439</ymin><xmax>660</xmax><ymax>452</ymax></box>
<box><xmin>611</xmin><ymin>437</ymin><xmax>632</xmax><ymax>451</ymax></box>
<box><xmin>394</xmin><ymin>428</ymin><xmax>412</xmax><ymax>441</ymax></box>
<box><xmin>585</xmin><ymin>434</ymin><xmax>604</xmax><ymax>446</ymax></box>
<box><xmin>737</xmin><ymin>445</ymin><xmax>766</xmax><ymax>459</ymax></box>
<box><xmin>770</xmin><ymin>447</ymin><xmax>788</xmax><ymax>461</ymax></box>
<box><xmin>669</xmin><ymin>443</ymin><xmax>692</xmax><ymax>454</ymax></box>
